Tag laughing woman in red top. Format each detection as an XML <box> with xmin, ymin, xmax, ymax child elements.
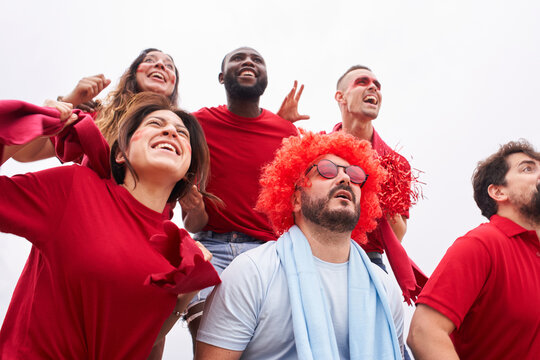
<box><xmin>0</xmin><ymin>92</ymin><xmax>219</xmax><ymax>359</ymax></box>
<box><xmin>9</xmin><ymin>48</ymin><xmax>179</xmax><ymax>162</ymax></box>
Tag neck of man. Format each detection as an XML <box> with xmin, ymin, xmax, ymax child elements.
<box><xmin>296</xmin><ymin>218</ymin><xmax>352</xmax><ymax>263</ymax></box>
<box><xmin>226</xmin><ymin>95</ymin><xmax>262</xmax><ymax>118</ymax></box>
<box><xmin>341</xmin><ymin>112</ymin><xmax>374</xmax><ymax>142</ymax></box>
<box><xmin>122</xmin><ymin>174</ymin><xmax>174</xmax><ymax>213</ymax></box>
<box><xmin>497</xmin><ymin>206</ymin><xmax>540</xmax><ymax>241</ymax></box>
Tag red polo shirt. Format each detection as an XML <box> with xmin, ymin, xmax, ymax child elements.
<box><xmin>417</xmin><ymin>215</ymin><xmax>540</xmax><ymax>359</ymax></box>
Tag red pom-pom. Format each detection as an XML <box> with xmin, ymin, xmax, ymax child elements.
<box><xmin>378</xmin><ymin>152</ymin><xmax>424</xmax><ymax>216</ymax></box>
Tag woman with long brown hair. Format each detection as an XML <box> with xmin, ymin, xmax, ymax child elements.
<box><xmin>0</xmin><ymin>92</ymin><xmax>219</xmax><ymax>359</ymax></box>
<box><xmin>10</xmin><ymin>48</ymin><xmax>180</xmax><ymax>161</ymax></box>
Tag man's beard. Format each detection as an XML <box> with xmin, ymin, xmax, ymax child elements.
<box><xmin>223</xmin><ymin>72</ymin><xmax>268</xmax><ymax>100</ymax></box>
<box><xmin>300</xmin><ymin>184</ymin><xmax>360</xmax><ymax>233</ymax></box>
<box><xmin>518</xmin><ymin>183</ymin><xmax>540</xmax><ymax>225</ymax></box>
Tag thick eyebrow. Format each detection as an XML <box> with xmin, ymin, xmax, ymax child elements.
<box><xmin>518</xmin><ymin>160</ymin><xmax>537</xmax><ymax>167</ymax></box>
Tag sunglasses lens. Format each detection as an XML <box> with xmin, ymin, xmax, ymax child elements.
<box><xmin>314</xmin><ymin>160</ymin><xmax>367</xmax><ymax>185</ymax></box>
<box><xmin>317</xmin><ymin>159</ymin><xmax>338</xmax><ymax>179</ymax></box>
<box><xmin>346</xmin><ymin>166</ymin><xmax>366</xmax><ymax>184</ymax></box>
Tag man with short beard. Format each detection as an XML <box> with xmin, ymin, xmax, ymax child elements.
<box><xmin>196</xmin><ymin>131</ymin><xmax>404</xmax><ymax>360</ymax></box>
<box><xmin>179</xmin><ymin>47</ymin><xmax>299</xmax><ymax>344</ymax></box>
<box><xmin>408</xmin><ymin>140</ymin><xmax>540</xmax><ymax>360</ymax></box>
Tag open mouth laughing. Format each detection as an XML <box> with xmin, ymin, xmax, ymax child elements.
<box><xmin>238</xmin><ymin>68</ymin><xmax>257</xmax><ymax>77</ymax></box>
<box><xmin>363</xmin><ymin>95</ymin><xmax>378</xmax><ymax>105</ymax></box>
<box><xmin>149</xmin><ymin>71</ymin><xmax>166</xmax><ymax>82</ymax></box>
<box><xmin>151</xmin><ymin>141</ymin><xmax>180</xmax><ymax>155</ymax></box>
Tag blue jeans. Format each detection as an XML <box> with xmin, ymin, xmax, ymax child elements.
<box><xmin>367</xmin><ymin>251</ymin><xmax>388</xmax><ymax>273</ymax></box>
<box><xmin>189</xmin><ymin>231</ymin><xmax>265</xmax><ymax>305</ymax></box>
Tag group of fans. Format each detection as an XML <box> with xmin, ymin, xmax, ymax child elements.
<box><xmin>1</xmin><ymin>46</ymin><xmax>538</xmax><ymax>359</ymax></box>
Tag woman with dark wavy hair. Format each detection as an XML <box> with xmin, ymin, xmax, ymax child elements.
<box><xmin>0</xmin><ymin>92</ymin><xmax>219</xmax><ymax>359</ymax></box>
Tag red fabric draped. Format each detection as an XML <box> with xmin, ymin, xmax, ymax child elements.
<box><xmin>0</xmin><ymin>100</ymin><xmax>110</xmax><ymax>178</ymax></box>
<box><xmin>146</xmin><ymin>220</ymin><xmax>221</xmax><ymax>294</ymax></box>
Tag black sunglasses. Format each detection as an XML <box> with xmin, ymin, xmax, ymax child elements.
<box><xmin>306</xmin><ymin>159</ymin><xmax>369</xmax><ymax>188</ymax></box>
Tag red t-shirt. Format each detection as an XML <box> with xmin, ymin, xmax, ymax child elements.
<box><xmin>0</xmin><ymin>165</ymin><xmax>183</xmax><ymax>358</ymax></box>
<box><xmin>194</xmin><ymin>106</ymin><xmax>298</xmax><ymax>241</ymax></box>
<box><xmin>417</xmin><ymin>215</ymin><xmax>540</xmax><ymax>359</ymax></box>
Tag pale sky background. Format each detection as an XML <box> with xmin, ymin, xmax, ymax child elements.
<box><xmin>1</xmin><ymin>0</ymin><xmax>539</xmax><ymax>358</ymax></box>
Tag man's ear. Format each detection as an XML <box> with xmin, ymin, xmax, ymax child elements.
<box><xmin>218</xmin><ymin>72</ymin><xmax>224</xmax><ymax>84</ymax></box>
<box><xmin>334</xmin><ymin>90</ymin><xmax>344</xmax><ymax>104</ymax></box>
<box><xmin>488</xmin><ymin>184</ymin><xmax>508</xmax><ymax>202</ymax></box>
<box><xmin>292</xmin><ymin>189</ymin><xmax>302</xmax><ymax>214</ymax></box>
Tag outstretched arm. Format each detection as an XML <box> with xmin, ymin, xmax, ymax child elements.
<box><xmin>9</xmin><ymin>137</ymin><xmax>55</xmax><ymax>163</ymax></box>
<box><xmin>407</xmin><ymin>304</ymin><xmax>459</xmax><ymax>360</ymax></box>
<box><xmin>3</xmin><ymin>100</ymin><xmax>77</xmax><ymax>165</ymax></box>
<box><xmin>276</xmin><ymin>80</ymin><xmax>310</xmax><ymax>123</ymax></box>
<box><xmin>180</xmin><ymin>185</ymin><xmax>209</xmax><ymax>233</ymax></box>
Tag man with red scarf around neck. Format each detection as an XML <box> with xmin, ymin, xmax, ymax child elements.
<box><xmin>332</xmin><ymin>65</ymin><xmax>427</xmax><ymax>303</ymax></box>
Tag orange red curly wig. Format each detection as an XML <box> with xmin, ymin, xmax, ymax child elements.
<box><xmin>256</xmin><ymin>130</ymin><xmax>387</xmax><ymax>244</ymax></box>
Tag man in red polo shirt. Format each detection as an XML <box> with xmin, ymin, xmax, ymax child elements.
<box><xmin>408</xmin><ymin>140</ymin><xmax>540</xmax><ymax>359</ymax></box>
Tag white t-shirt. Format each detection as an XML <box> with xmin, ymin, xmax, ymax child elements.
<box><xmin>197</xmin><ymin>241</ymin><xmax>404</xmax><ymax>359</ymax></box>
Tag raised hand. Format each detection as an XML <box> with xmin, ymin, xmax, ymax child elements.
<box><xmin>62</xmin><ymin>74</ymin><xmax>111</xmax><ymax>108</ymax></box>
<box><xmin>179</xmin><ymin>185</ymin><xmax>205</xmax><ymax>213</ymax></box>
<box><xmin>277</xmin><ymin>80</ymin><xmax>310</xmax><ymax>123</ymax></box>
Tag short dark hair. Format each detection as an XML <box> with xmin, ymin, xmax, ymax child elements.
<box><xmin>110</xmin><ymin>92</ymin><xmax>211</xmax><ymax>203</ymax></box>
<box><xmin>220</xmin><ymin>46</ymin><xmax>259</xmax><ymax>72</ymax></box>
<box><xmin>472</xmin><ymin>139</ymin><xmax>540</xmax><ymax>219</ymax></box>
<box><xmin>336</xmin><ymin>65</ymin><xmax>372</xmax><ymax>89</ymax></box>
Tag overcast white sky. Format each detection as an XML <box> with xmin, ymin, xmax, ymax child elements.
<box><xmin>1</xmin><ymin>0</ymin><xmax>539</xmax><ymax>358</ymax></box>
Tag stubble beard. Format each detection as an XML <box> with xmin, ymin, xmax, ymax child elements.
<box><xmin>517</xmin><ymin>184</ymin><xmax>540</xmax><ymax>225</ymax></box>
<box><xmin>300</xmin><ymin>185</ymin><xmax>360</xmax><ymax>233</ymax></box>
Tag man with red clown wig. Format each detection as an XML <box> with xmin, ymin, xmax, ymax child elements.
<box><xmin>196</xmin><ymin>131</ymin><xmax>404</xmax><ymax>360</ymax></box>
